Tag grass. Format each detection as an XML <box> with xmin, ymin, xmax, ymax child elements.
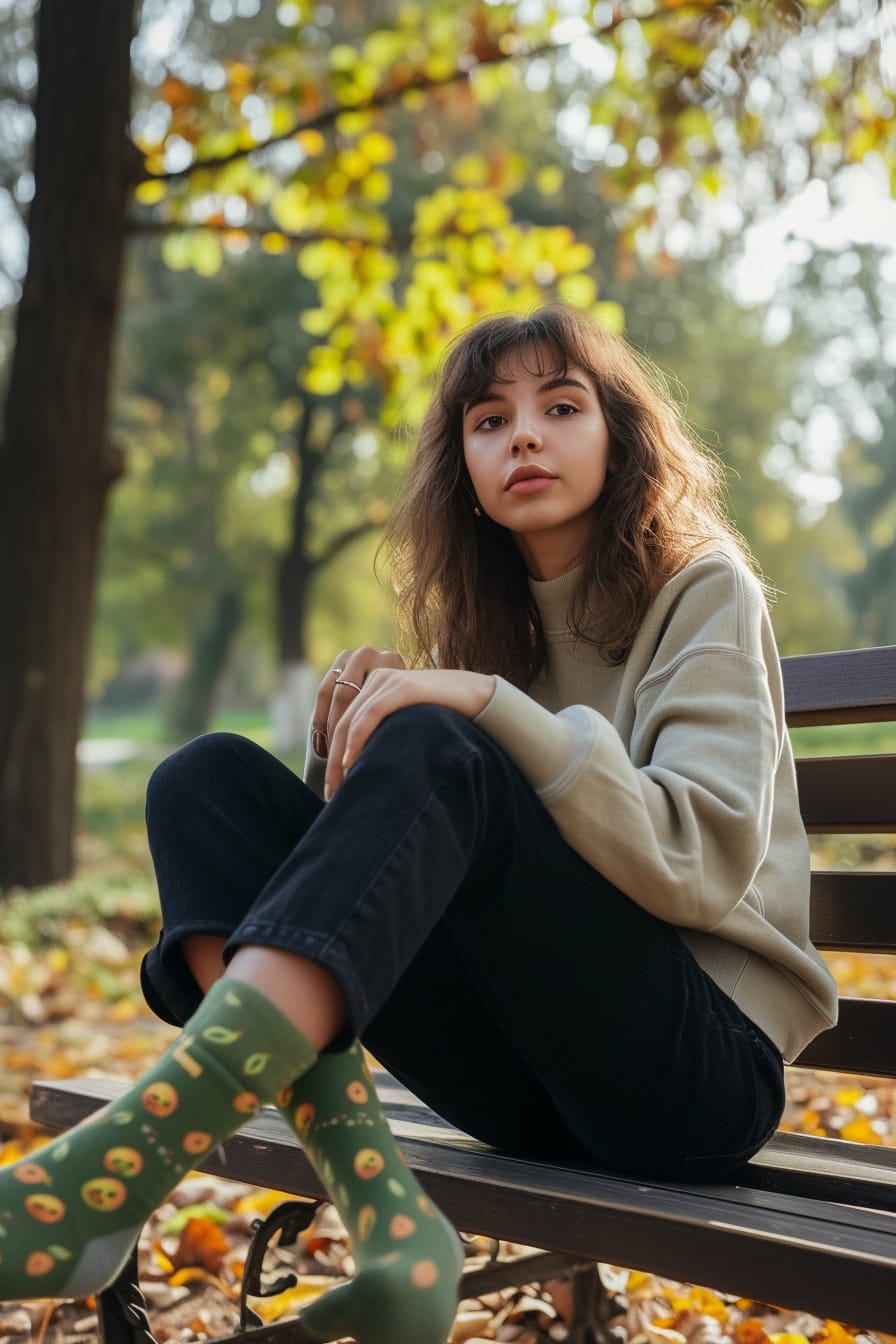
<box><xmin>83</xmin><ymin>704</ymin><xmax>896</xmax><ymax>759</ymax></box>
<box><xmin>789</xmin><ymin>720</ymin><xmax>896</xmax><ymax>758</ymax></box>
<box><xmin>83</xmin><ymin>706</ymin><xmax>273</xmax><ymax>745</ymax></box>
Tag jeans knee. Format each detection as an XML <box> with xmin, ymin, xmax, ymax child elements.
<box><xmin>146</xmin><ymin>732</ymin><xmax>257</xmax><ymax>820</ymax></box>
<box><xmin>376</xmin><ymin>703</ymin><xmax>476</xmax><ymax>751</ymax></box>
<box><xmin>364</xmin><ymin>705</ymin><xmax>486</xmax><ymax>780</ymax></box>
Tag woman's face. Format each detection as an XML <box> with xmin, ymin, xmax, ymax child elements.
<box><xmin>461</xmin><ymin>347</ymin><xmax>611</xmax><ymax>580</ymax></box>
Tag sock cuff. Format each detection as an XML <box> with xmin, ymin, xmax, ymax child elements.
<box><xmin>190</xmin><ymin>978</ymin><xmax>318</xmax><ymax>1090</ymax></box>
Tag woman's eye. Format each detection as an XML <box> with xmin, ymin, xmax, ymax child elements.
<box><xmin>477</xmin><ymin>414</ymin><xmax>505</xmax><ymax>431</ymax></box>
<box><xmin>549</xmin><ymin>402</ymin><xmax>578</xmax><ymax>417</ymax></box>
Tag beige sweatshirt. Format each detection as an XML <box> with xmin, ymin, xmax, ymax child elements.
<box><xmin>473</xmin><ymin>550</ymin><xmax>837</xmax><ymax>1061</ymax></box>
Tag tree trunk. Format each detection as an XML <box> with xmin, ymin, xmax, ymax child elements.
<box><xmin>0</xmin><ymin>0</ymin><xmax>137</xmax><ymax>887</ymax></box>
<box><xmin>272</xmin><ymin>540</ymin><xmax>315</xmax><ymax>754</ymax></box>
<box><xmin>271</xmin><ymin>404</ymin><xmax>319</xmax><ymax>754</ymax></box>
<box><xmin>165</xmin><ymin>587</ymin><xmax>244</xmax><ymax>743</ymax></box>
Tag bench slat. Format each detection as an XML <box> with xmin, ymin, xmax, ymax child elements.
<box><xmin>743</xmin><ymin>1130</ymin><xmax>896</xmax><ymax>1211</ymax></box>
<box><xmin>27</xmin><ymin>1077</ymin><xmax>896</xmax><ymax>1334</ymax></box>
<box><xmin>782</xmin><ymin>646</ymin><xmax>896</xmax><ymax>726</ymax></box>
<box><xmin>795</xmin><ymin>755</ymin><xmax>896</xmax><ymax>831</ymax></box>
<box><xmin>793</xmin><ymin>997</ymin><xmax>896</xmax><ymax>1075</ymax></box>
<box><xmin>809</xmin><ymin>871</ymin><xmax>896</xmax><ymax>951</ymax></box>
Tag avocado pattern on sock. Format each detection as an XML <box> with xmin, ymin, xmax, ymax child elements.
<box><xmin>0</xmin><ymin>980</ymin><xmax>317</xmax><ymax>1301</ymax></box>
<box><xmin>278</xmin><ymin>1043</ymin><xmax>463</xmax><ymax>1344</ymax></box>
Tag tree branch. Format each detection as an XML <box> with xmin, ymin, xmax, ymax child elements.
<box><xmin>312</xmin><ymin>516</ymin><xmax>383</xmax><ymax>572</ymax></box>
<box><xmin>127</xmin><ymin>216</ymin><xmax>569</xmax><ymax>254</ymax></box>
<box><xmin>140</xmin><ymin>39</ymin><xmax>567</xmax><ymax>186</ymax></box>
<box><xmin>129</xmin><ymin>217</ymin><xmax>416</xmax><ymax>250</ymax></box>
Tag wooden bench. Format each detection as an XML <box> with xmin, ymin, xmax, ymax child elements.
<box><xmin>30</xmin><ymin>644</ymin><xmax>896</xmax><ymax>1340</ymax></box>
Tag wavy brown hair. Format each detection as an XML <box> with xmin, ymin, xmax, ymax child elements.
<box><xmin>385</xmin><ymin>305</ymin><xmax>757</xmax><ymax>687</ymax></box>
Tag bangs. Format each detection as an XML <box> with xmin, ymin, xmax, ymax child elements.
<box><xmin>444</xmin><ymin>310</ymin><xmax>593</xmax><ymax>416</ymax></box>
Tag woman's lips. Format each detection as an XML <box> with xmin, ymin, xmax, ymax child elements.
<box><xmin>507</xmin><ymin>476</ymin><xmax>556</xmax><ymax>494</ymax></box>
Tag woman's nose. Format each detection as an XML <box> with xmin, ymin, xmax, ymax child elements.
<box><xmin>509</xmin><ymin>420</ymin><xmax>543</xmax><ymax>454</ymax></box>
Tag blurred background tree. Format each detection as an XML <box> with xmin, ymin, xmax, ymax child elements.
<box><xmin>0</xmin><ymin>0</ymin><xmax>893</xmax><ymax>887</ymax></box>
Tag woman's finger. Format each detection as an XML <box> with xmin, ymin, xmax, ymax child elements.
<box><xmin>324</xmin><ymin>669</ymin><xmax>422</xmax><ymax>798</ymax></box>
<box><xmin>310</xmin><ymin>652</ymin><xmax>351</xmax><ymax>759</ymax></box>
<box><xmin>325</xmin><ymin>649</ymin><xmax>404</xmax><ymax>744</ymax></box>
<box><xmin>322</xmin><ymin>668</ymin><xmax>493</xmax><ymax>799</ymax></box>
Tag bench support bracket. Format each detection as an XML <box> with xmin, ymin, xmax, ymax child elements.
<box><xmin>94</xmin><ymin>1203</ymin><xmax>614</xmax><ymax>1343</ymax></box>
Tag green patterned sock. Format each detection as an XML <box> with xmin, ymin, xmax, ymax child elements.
<box><xmin>278</xmin><ymin>1043</ymin><xmax>463</xmax><ymax>1344</ymax></box>
<box><xmin>0</xmin><ymin>979</ymin><xmax>317</xmax><ymax>1301</ymax></box>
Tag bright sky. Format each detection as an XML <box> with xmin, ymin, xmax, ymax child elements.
<box><xmin>732</xmin><ymin>161</ymin><xmax>896</xmax><ymax>306</ymax></box>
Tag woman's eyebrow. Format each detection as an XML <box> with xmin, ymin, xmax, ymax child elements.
<box><xmin>464</xmin><ymin>376</ymin><xmax>591</xmax><ymax>416</ymax></box>
<box><xmin>540</xmin><ymin>376</ymin><xmax>591</xmax><ymax>396</ymax></box>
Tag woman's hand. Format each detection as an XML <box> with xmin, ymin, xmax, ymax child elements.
<box><xmin>323</xmin><ymin>668</ymin><xmax>496</xmax><ymax>800</ymax></box>
<box><xmin>311</xmin><ymin>648</ymin><xmax>406</xmax><ymax>761</ymax></box>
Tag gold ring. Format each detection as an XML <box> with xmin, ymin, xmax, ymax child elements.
<box><xmin>335</xmin><ymin>679</ymin><xmax>363</xmax><ymax>694</ymax></box>
<box><xmin>330</xmin><ymin>666</ymin><xmax>344</xmax><ymax>677</ymax></box>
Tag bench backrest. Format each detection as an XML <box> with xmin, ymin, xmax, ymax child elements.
<box><xmin>784</xmin><ymin>646</ymin><xmax>896</xmax><ymax>1077</ymax></box>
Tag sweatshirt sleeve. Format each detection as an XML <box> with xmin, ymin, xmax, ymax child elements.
<box><xmin>473</xmin><ymin>556</ymin><xmax>784</xmax><ymax>932</ymax></box>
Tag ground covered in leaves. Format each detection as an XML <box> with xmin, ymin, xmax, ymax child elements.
<box><xmin>1</xmin><ymin>780</ymin><xmax>895</xmax><ymax>1344</ymax></box>
<box><xmin>2</xmin><ymin>928</ymin><xmax>895</xmax><ymax>1344</ymax></box>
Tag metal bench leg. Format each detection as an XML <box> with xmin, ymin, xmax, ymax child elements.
<box><xmin>96</xmin><ymin>1243</ymin><xmax>159</xmax><ymax>1344</ymax></box>
<box><xmin>569</xmin><ymin>1262</ymin><xmax>618</xmax><ymax>1344</ymax></box>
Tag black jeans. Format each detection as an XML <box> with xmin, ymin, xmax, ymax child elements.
<box><xmin>141</xmin><ymin>705</ymin><xmax>784</xmax><ymax>1180</ymax></box>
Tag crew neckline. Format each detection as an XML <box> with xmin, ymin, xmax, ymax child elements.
<box><xmin>528</xmin><ymin>566</ymin><xmax>583</xmax><ymax>635</ymax></box>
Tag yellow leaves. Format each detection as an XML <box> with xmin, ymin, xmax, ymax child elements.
<box><xmin>233</xmin><ymin>1187</ymin><xmax>302</xmax><ymax>1217</ymax></box>
<box><xmin>298</xmin><ymin>238</ymin><xmax>347</xmax><ymax>281</ymax></box>
<box><xmin>663</xmin><ymin>1282</ymin><xmax>729</xmax><ymax>1320</ymax></box>
<box><xmin>134</xmin><ymin>179</ymin><xmax>167</xmax><ymax>206</ymax></box>
<box><xmin>161</xmin><ymin>230</ymin><xmax>223</xmax><ymax>277</ymax></box>
<box><xmin>452</xmin><ymin>151</ymin><xmax>526</xmax><ymax>194</ymax></box>
<box><xmin>268</xmin><ymin>103</ymin><xmax>296</xmax><ymax>139</ymax></box>
<box><xmin>361</xmin><ymin>170</ymin><xmax>391</xmax><ymax>204</ymax></box>
<box><xmin>423</xmin><ymin>49</ymin><xmax>458</xmax><ymax>82</ymax></box>
<box><xmin>302</xmin><ymin>347</ymin><xmax>344</xmax><ymax>396</ymax></box>
<box><xmin>300</xmin><ymin>309</ymin><xmax>335</xmax><ymax>337</ymax></box>
<box><xmin>554</xmin><ymin>241</ymin><xmax>595</xmax><ymax>275</ymax></box>
<box><xmin>839</xmin><ymin>1116</ymin><xmax>882</xmax><ymax>1145</ymax></box>
<box><xmin>247</xmin><ymin>1276</ymin><xmax>332</xmax><ymax>1322</ymax></box>
<box><xmin>453</xmin><ymin>154</ymin><xmax>490</xmax><ymax>188</ymax></box>
<box><xmin>337</xmin><ymin>147</ymin><xmax>372</xmax><ymax>182</ymax></box>
<box><xmin>536</xmin><ymin>165</ymin><xmax>565</xmax><ymax>197</ymax></box>
<box><xmin>329</xmin><ymin>43</ymin><xmax>360</xmax><ymax>74</ymax></box>
<box><xmin>821</xmin><ymin>1321</ymin><xmax>861</xmax><ymax>1344</ymax></box>
<box><xmin>593</xmin><ymin>300</ymin><xmax>626</xmax><ymax>332</ymax></box>
<box><xmin>358</xmin><ymin>131</ymin><xmax>396</xmax><ymax>165</ymax></box>
<box><xmin>558</xmin><ymin>274</ymin><xmax>597</xmax><ymax>307</ymax></box>
<box><xmin>271</xmin><ymin>182</ymin><xmax>310</xmax><ymax>233</ymax></box>
<box><xmin>413</xmin><ymin>185</ymin><xmax>511</xmax><ymax>239</ymax></box>
<box><xmin>260</xmin><ymin>231</ymin><xmax>291</xmax><ymax>255</ymax></box>
<box><xmin>225</xmin><ymin>58</ymin><xmax>256</xmax><ymax>97</ymax></box>
<box><xmin>297</xmin><ymin>128</ymin><xmax>326</xmax><ymax>157</ymax></box>
<box><xmin>826</xmin><ymin>951</ymin><xmax>896</xmax><ymax>999</ymax></box>
<box><xmin>699</xmin><ymin>165</ymin><xmax>723</xmax><ymax>197</ymax></box>
<box><xmin>362</xmin><ymin>28</ymin><xmax>408</xmax><ymax>70</ymax></box>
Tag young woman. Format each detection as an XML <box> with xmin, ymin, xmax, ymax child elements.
<box><xmin>0</xmin><ymin>306</ymin><xmax>837</xmax><ymax>1344</ymax></box>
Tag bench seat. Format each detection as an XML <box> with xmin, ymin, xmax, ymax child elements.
<box><xmin>28</xmin><ymin>1071</ymin><xmax>896</xmax><ymax>1332</ymax></box>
